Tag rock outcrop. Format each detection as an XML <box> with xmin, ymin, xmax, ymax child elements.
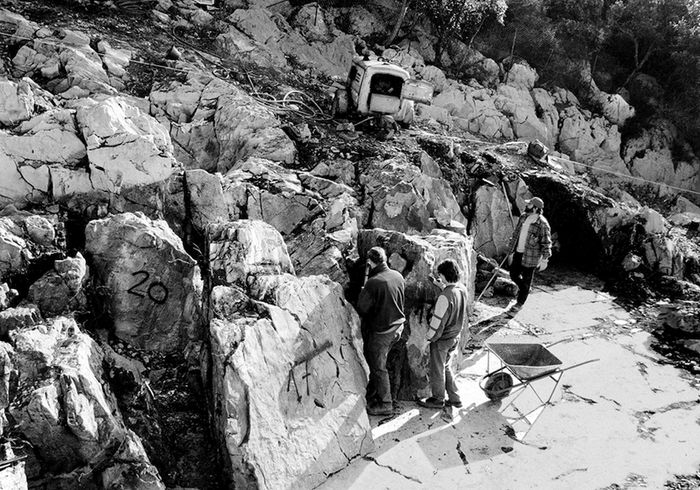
<box><xmin>85</xmin><ymin>212</ymin><xmax>202</xmax><ymax>351</ymax></box>
<box><xmin>206</xmin><ymin>220</ymin><xmax>371</xmax><ymax>490</ymax></box>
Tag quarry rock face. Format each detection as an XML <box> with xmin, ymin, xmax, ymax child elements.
<box><xmin>6</xmin><ymin>317</ymin><xmax>163</xmax><ymax>487</ymax></box>
<box><xmin>206</xmin><ymin>220</ymin><xmax>372</xmax><ymax>490</ymax></box>
<box><xmin>85</xmin><ymin>212</ymin><xmax>202</xmax><ymax>351</ymax></box>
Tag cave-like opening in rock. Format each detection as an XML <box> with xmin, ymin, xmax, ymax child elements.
<box><xmin>524</xmin><ymin>174</ymin><xmax>609</xmax><ymax>275</ymax></box>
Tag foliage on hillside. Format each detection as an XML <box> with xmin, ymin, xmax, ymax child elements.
<box><xmin>463</xmin><ymin>0</ymin><xmax>700</xmax><ymax>152</ymax></box>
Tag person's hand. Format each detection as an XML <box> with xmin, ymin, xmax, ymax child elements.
<box><xmin>537</xmin><ymin>258</ymin><xmax>549</xmax><ymax>271</ymax></box>
<box><xmin>429</xmin><ymin>274</ymin><xmax>444</xmax><ymax>289</ymax></box>
<box><xmin>506</xmin><ymin>253</ymin><xmax>513</xmax><ymax>267</ymax></box>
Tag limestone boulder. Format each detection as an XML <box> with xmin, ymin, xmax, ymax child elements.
<box><xmin>208</xmin><ymin>220</ymin><xmax>294</xmax><ymax>290</ymax></box>
<box><xmin>220</xmin><ymin>159</ymin><xmax>360</xmax><ymax>284</ymax></box>
<box><xmin>672</xmin><ymin>196</ymin><xmax>700</xmax><ymax>215</ymax></box>
<box><xmin>0</xmin><ymin>284</ymin><xmax>18</xmax><ymax>311</ymax></box>
<box><xmin>0</xmin><ymin>213</ymin><xmax>58</xmax><ymax>283</ymax></box>
<box><xmin>291</xmin><ymin>3</ymin><xmax>335</xmax><ymax>42</ymax></box>
<box><xmin>472</xmin><ymin>183</ymin><xmax>515</xmax><ymax>258</ymax></box>
<box><xmin>0</xmin><ymin>305</ymin><xmax>42</xmax><ymax>339</ymax></box>
<box><xmin>216</xmin><ymin>7</ymin><xmax>354</xmax><ymax>78</ymax></box>
<box><xmin>75</xmin><ymin>97</ymin><xmax>177</xmax><ymax>193</ymax></box>
<box><xmin>0</xmin><ymin>105</ymin><xmax>88</xmax><ymax>207</ymax></box>
<box><xmin>10</xmin><ymin>25</ymin><xmax>116</xmax><ymax>96</ymax></box>
<box><xmin>85</xmin><ymin>212</ymin><xmax>202</xmax><ymax>351</ymax></box>
<box><xmin>7</xmin><ymin>317</ymin><xmax>163</xmax><ymax>486</ymax></box>
<box><xmin>357</xmin><ymin>228</ymin><xmax>476</xmax><ymax>399</ymax></box>
<box><xmin>207</xmin><ymin>221</ymin><xmax>371</xmax><ymax>489</ymax></box>
<box><xmin>331</xmin><ymin>5</ymin><xmax>387</xmax><ymax>38</ymax></box>
<box><xmin>494</xmin><ymin>85</ymin><xmax>550</xmax><ymax>144</ymax></box>
<box><xmin>223</xmin><ymin>159</ymin><xmax>323</xmax><ymax>235</ymax></box>
<box><xmin>558</xmin><ymin>106</ymin><xmax>628</xmax><ymax>176</ymax></box>
<box><xmin>150</xmin><ymin>75</ymin><xmax>295</xmax><ymax>172</ymax></box>
<box><xmin>503</xmin><ymin>59</ymin><xmax>538</xmax><ymax>91</ymax></box>
<box><xmin>27</xmin><ymin>253</ymin><xmax>89</xmax><ymax>318</ymax></box>
<box><xmin>622</xmin><ymin>119</ymin><xmax>700</xmax><ymax>193</ymax></box>
<box><xmin>380</xmin><ymin>46</ymin><xmax>426</xmax><ymax>75</ymax></box>
<box><xmin>596</xmin><ymin>93</ymin><xmax>636</xmax><ymax>127</ymax></box>
<box><xmin>659</xmin><ymin>301</ymin><xmax>700</xmax><ymax>336</ymax></box>
<box><xmin>448</xmin><ymin>44</ymin><xmax>499</xmax><ymax>86</ymax></box>
<box><xmin>415</xmin><ymin>103</ymin><xmax>452</xmax><ymax>127</ymax></box>
<box><xmin>416</xmin><ymin>65</ymin><xmax>448</xmax><ymax>94</ymax></box>
<box><xmin>100</xmin><ymin>430</ymin><xmax>165</xmax><ymax>490</ymax></box>
<box><xmin>454</xmin><ymin>88</ymin><xmax>514</xmax><ymax>140</ymax></box>
<box><xmin>359</xmin><ymin>154</ymin><xmax>467</xmax><ymax>234</ymax></box>
<box><xmin>0</xmin><ymin>79</ymin><xmax>34</xmax><ymax>127</ymax></box>
<box><xmin>532</xmin><ymin>88</ymin><xmax>560</xmax><ymax>147</ymax></box>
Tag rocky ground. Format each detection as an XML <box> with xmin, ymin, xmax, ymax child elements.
<box><xmin>0</xmin><ymin>0</ymin><xmax>699</xmax><ymax>488</ymax></box>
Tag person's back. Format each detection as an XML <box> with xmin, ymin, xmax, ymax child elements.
<box><xmin>436</xmin><ymin>282</ymin><xmax>468</xmax><ymax>340</ymax></box>
<box><xmin>355</xmin><ymin>246</ymin><xmax>406</xmax><ymax>416</ymax></box>
<box><xmin>359</xmin><ymin>264</ymin><xmax>405</xmax><ymax>333</ymax></box>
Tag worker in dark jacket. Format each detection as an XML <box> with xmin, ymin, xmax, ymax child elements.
<box><xmin>418</xmin><ymin>260</ymin><xmax>468</xmax><ymax>409</ymax></box>
<box><xmin>356</xmin><ymin>246</ymin><xmax>405</xmax><ymax>416</ymax></box>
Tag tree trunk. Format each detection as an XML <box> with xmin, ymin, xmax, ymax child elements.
<box><xmin>384</xmin><ymin>0</ymin><xmax>410</xmax><ymax>47</ymax></box>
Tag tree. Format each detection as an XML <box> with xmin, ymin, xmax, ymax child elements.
<box><xmin>415</xmin><ymin>0</ymin><xmax>507</xmax><ymax>63</ymax></box>
<box><xmin>607</xmin><ymin>0</ymin><xmax>688</xmax><ymax>88</ymax></box>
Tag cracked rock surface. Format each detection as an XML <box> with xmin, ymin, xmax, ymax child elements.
<box><xmin>319</xmin><ymin>270</ymin><xmax>700</xmax><ymax>490</ymax></box>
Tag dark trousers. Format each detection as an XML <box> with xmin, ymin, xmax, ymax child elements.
<box><xmin>510</xmin><ymin>252</ymin><xmax>535</xmax><ymax>305</ymax></box>
<box><xmin>429</xmin><ymin>336</ymin><xmax>461</xmax><ymax>403</ymax></box>
<box><xmin>364</xmin><ymin>325</ymin><xmax>403</xmax><ymax>406</ymax></box>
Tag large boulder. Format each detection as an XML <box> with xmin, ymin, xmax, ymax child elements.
<box><xmin>0</xmin><ymin>104</ymin><xmax>86</xmax><ymax>207</ymax></box>
<box><xmin>622</xmin><ymin>119</ymin><xmax>700</xmax><ymax>194</ymax></box>
<box><xmin>359</xmin><ymin>153</ymin><xmax>467</xmax><ymax>234</ymax></box>
<box><xmin>0</xmin><ymin>79</ymin><xmax>34</xmax><ymax>127</ymax></box>
<box><xmin>472</xmin><ymin>183</ymin><xmax>514</xmax><ymax>258</ymax></box>
<box><xmin>357</xmin><ymin>228</ymin><xmax>476</xmax><ymax>399</ymax></box>
<box><xmin>558</xmin><ymin>106</ymin><xmax>628</xmax><ymax>176</ymax></box>
<box><xmin>221</xmin><ymin>159</ymin><xmax>360</xmax><ymax>286</ymax></box>
<box><xmin>75</xmin><ymin>97</ymin><xmax>177</xmax><ymax>193</ymax></box>
<box><xmin>206</xmin><ymin>220</ymin><xmax>371</xmax><ymax>490</ymax></box>
<box><xmin>0</xmin><ymin>213</ymin><xmax>58</xmax><ymax>283</ymax></box>
<box><xmin>215</xmin><ymin>7</ymin><xmax>354</xmax><ymax>78</ymax></box>
<box><xmin>208</xmin><ymin>220</ymin><xmax>294</xmax><ymax>288</ymax></box>
<box><xmin>85</xmin><ymin>212</ymin><xmax>202</xmax><ymax>351</ymax></box>
<box><xmin>494</xmin><ymin>84</ymin><xmax>550</xmax><ymax>144</ymax></box>
<box><xmin>27</xmin><ymin>253</ymin><xmax>89</xmax><ymax>318</ymax></box>
<box><xmin>7</xmin><ymin>317</ymin><xmax>163</xmax><ymax>486</ymax></box>
<box><xmin>149</xmin><ymin>74</ymin><xmax>295</xmax><ymax>173</ymax></box>
<box><xmin>9</xmin><ymin>23</ymin><xmax>117</xmax><ymax>96</ymax></box>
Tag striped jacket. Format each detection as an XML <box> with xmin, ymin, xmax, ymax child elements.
<box><xmin>427</xmin><ymin>283</ymin><xmax>468</xmax><ymax>342</ymax></box>
<box><xmin>507</xmin><ymin>213</ymin><xmax>553</xmax><ymax>268</ymax></box>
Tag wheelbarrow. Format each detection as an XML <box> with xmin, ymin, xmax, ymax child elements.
<box><xmin>479</xmin><ymin>341</ymin><xmax>599</xmax><ymax>439</ymax></box>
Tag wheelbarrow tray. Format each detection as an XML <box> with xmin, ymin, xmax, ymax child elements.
<box><xmin>486</xmin><ymin>342</ymin><xmax>563</xmax><ymax>381</ymax></box>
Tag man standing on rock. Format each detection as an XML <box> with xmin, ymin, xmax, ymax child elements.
<box><xmin>418</xmin><ymin>260</ymin><xmax>468</xmax><ymax>410</ymax></box>
<box><xmin>507</xmin><ymin>196</ymin><xmax>552</xmax><ymax>313</ymax></box>
<box><xmin>356</xmin><ymin>246</ymin><xmax>405</xmax><ymax>416</ymax></box>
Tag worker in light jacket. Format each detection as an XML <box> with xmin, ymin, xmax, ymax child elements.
<box><xmin>418</xmin><ymin>260</ymin><xmax>468</xmax><ymax>410</ymax></box>
<box><xmin>507</xmin><ymin>196</ymin><xmax>553</xmax><ymax>312</ymax></box>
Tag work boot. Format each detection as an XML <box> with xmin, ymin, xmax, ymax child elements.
<box><xmin>417</xmin><ymin>397</ymin><xmax>445</xmax><ymax>409</ymax></box>
<box><xmin>367</xmin><ymin>403</ymin><xmax>393</xmax><ymax>416</ymax></box>
<box><xmin>445</xmin><ymin>399</ymin><xmax>463</xmax><ymax>408</ymax></box>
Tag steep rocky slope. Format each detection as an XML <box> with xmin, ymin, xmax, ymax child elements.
<box><xmin>0</xmin><ymin>0</ymin><xmax>698</xmax><ymax>489</ymax></box>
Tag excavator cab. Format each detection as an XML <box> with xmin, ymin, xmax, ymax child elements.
<box><xmin>332</xmin><ymin>57</ymin><xmax>434</xmax><ymax>126</ymax></box>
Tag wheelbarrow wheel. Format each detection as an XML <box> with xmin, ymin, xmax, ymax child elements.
<box><xmin>484</xmin><ymin>372</ymin><xmax>514</xmax><ymax>400</ymax></box>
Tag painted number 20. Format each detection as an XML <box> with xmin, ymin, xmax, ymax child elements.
<box><xmin>127</xmin><ymin>270</ymin><xmax>169</xmax><ymax>304</ymax></box>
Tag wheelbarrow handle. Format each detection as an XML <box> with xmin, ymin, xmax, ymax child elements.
<box><xmin>558</xmin><ymin>358</ymin><xmax>600</xmax><ymax>373</ymax></box>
